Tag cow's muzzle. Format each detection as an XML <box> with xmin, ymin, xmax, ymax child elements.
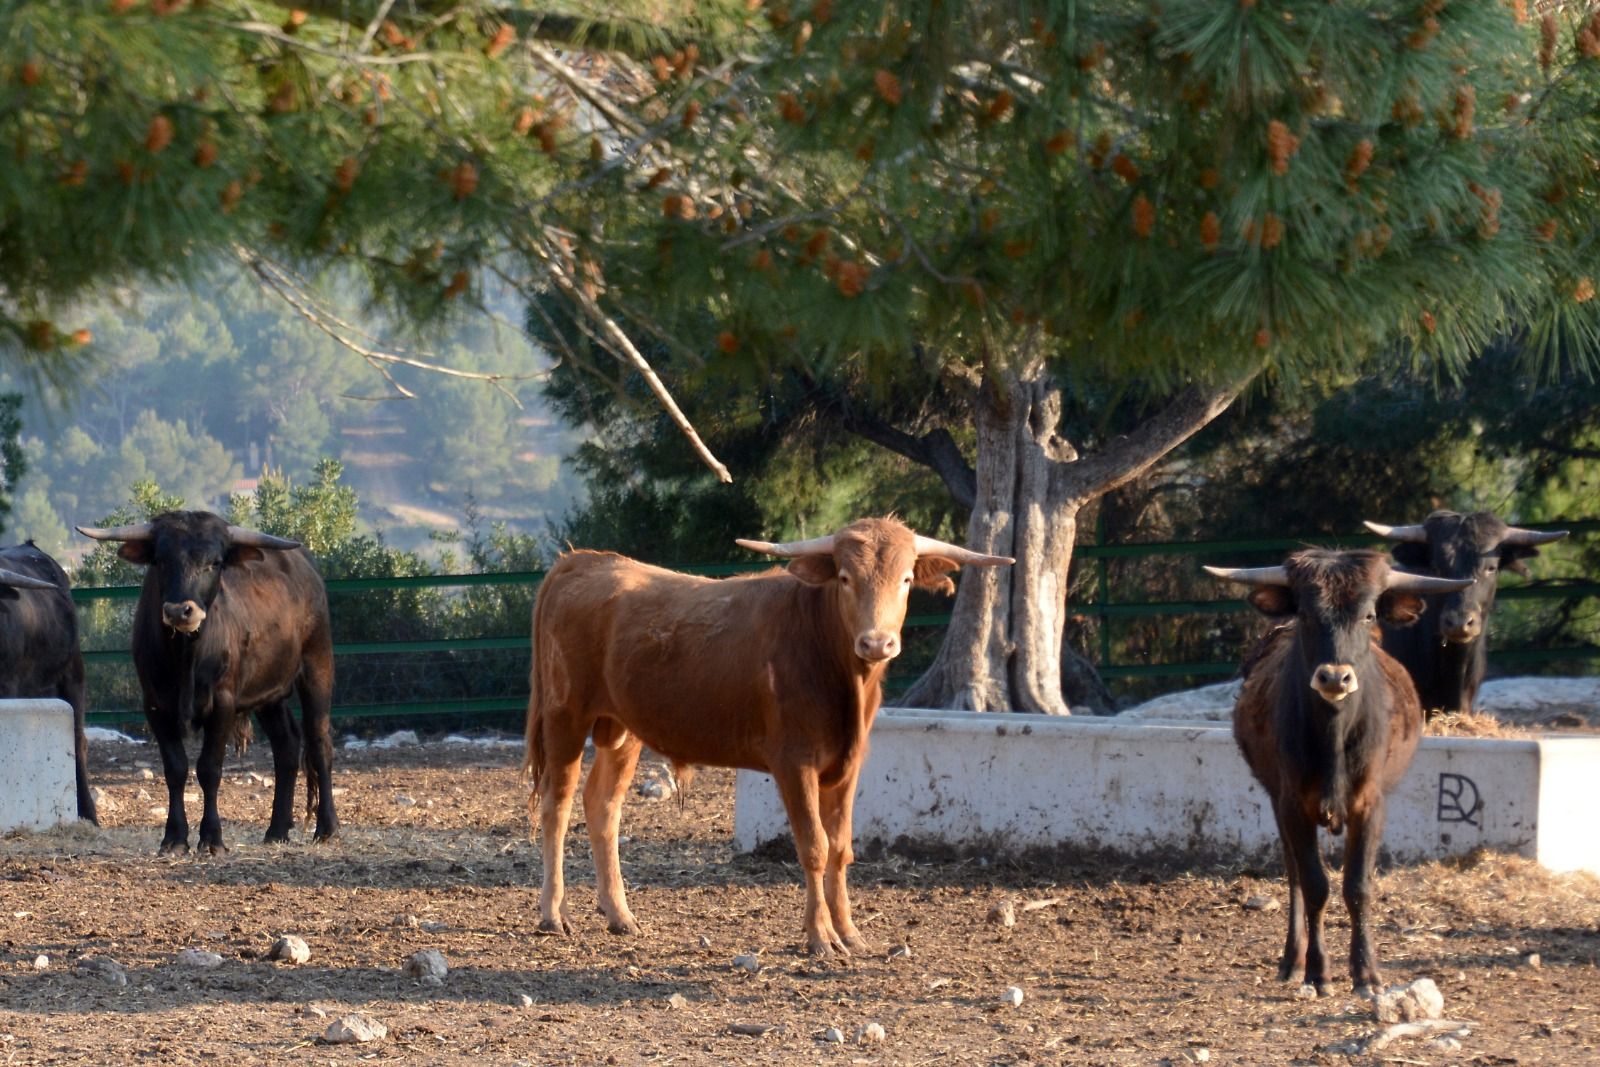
<box><xmin>1439</xmin><ymin>608</ymin><xmax>1482</xmax><ymax>644</ymax></box>
<box><xmin>855</xmin><ymin>631</ymin><xmax>901</xmax><ymax>663</ymax></box>
<box><xmin>162</xmin><ymin>600</ymin><xmax>206</xmax><ymax>634</ymax></box>
<box><xmin>1310</xmin><ymin>663</ymin><xmax>1359</xmax><ymax>703</ymax></box>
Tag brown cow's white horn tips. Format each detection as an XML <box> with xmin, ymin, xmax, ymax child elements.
<box><xmin>735</xmin><ymin>534</ymin><xmax>836</xmax><ymax>558</ymax></box>
<box><xmin>1383</xmin><ymin>569</ymin><xmax>1475</xmax><ymax>594</ymax></box>
<box><xmin>1203</xmin><ymin>564</ymin><xmax>1291</xmax><ymax>587</ymax></box>
<box><xmin>75</xmin><ymin>523</ymin><xmax>155</xmax><ymax>542</ymax></box>
<box><xmin>909</xmin><ymin>534</ymin><xmax>1013</xmax><ymax>566</ymax></box>
<box><xmin>1363</xmin><ymin>521</ymin><xmax>1429</xmax><ymax>543</ymax></box>
<box><xmin>0</xmin><ymin>568</ymin><xmax>57</xmax><ymax>590</ymax></box>
<box><xmin>1501</xmin><ymin>526</ymin><xmax>1568</xmax><ymax>547</ymax></box>
<box><xmin>224</xmin><ymin>526</ymin><xmax>301</xmax><ymax>550</ymax></box>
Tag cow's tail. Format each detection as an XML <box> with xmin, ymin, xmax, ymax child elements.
<box><xmin>522</xmin><ymin>585</ymin><xmax>550</xmax><ymax>829</ymax></box>
<box><xmin>302</xmin><ymin>737</ymin><xmax>322</xmax><ymax>828</ymax></box>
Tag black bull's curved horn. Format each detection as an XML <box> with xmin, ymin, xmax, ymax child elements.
<box><xmin>0</xmin><ymin>568</ymin><xmax>58</xmax><ymax>591</ymax></box>
<box><xmin>1500</xmin><ymin>526</ymin><xmax>1568</xmax><ymax>547</ymax></box>
<box><xmin>75</xmin><ymin>522</ymin><xmax>155</xmax><ymax>542</ymax></box>
<box><xmin>225</xmin><ymin>526</ymin><xmax>302</xmax><ymax>550</ymax></box>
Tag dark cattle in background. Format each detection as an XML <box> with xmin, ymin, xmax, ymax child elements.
<box><xmin>76</xmin><ymin>512</ymin><xmax>337</xmax><ymax>853</ymax></box>
<box><xmin>0</xmin><ymin>543</ymin><xmax>96</xmax><ymax>823</ymax></box>
<box><xmin>524</xmin><ymin>517</ymin><xmax>1012</xmax><ymax>956</ymax></box>
<box><xmin>1366</xmin><ymin>511</ymin><xmax>1568</xmax><ymax>716</ymax></box>
<box><xmin>1207</xmin><ymin>550</ymin><xmax>1471</xmax><ymax>996</ymax></box>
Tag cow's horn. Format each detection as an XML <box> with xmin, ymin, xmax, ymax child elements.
<box><xmin>1384</xmin><ymin>569</ymin><xmax>1475</xmax><ymax>594</ymax></box>
<box><xmin>1500</xmin><ymin>526</ymin><xmax>1568</xmax><ymax>547</ymax></box>
<box><xmin>1202</xmin><ymin>564</ymin><xmax>1290</xmax><ymax>587</ymax></box>
<box><xmin>225</xmin><ymin>525</ymin><xmax>302</xmax><ymax>550</ymax></box>
<box><xmin>911</xmin><ymin>534</ymin><xmax>1014</xmax><ymax>566</ymax></box>
<box><xmin>0</xmin><ymin>568</ymin><xmax>58</xmax><ymax>591</ymax></box>
<box><xmin>75</xmin><ymin>523</ymin><xmax>155</xmax><ymax>542</ymax></box>
<box><xmin>1363</xmin><ymin>521</ymin><xmax>1429</xmax><ymax>543</ymax></box>
<box><xmin>735</xmin><ymin>534</ymin><xmax>836</xmax><ymax>557</ymax></box>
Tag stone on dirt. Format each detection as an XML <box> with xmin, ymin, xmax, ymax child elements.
<box><xmin>1372</xmin><ymin>977</ymin><xmax>1444</xmax><ymax>1023</ymax></box>
<box><xmin>1523</xmin><ymin>952</ymin><xmax>1542</xmax><ymax>969</ymax></box>
<box><xmin>322</xmin><ymin>1014</ymin><xmax>388</xmax><ymax>1044</ymax></box>
<box><xmin>517</xmin><ymin>993</ymin><xmax>535</xmax><ymax>1008</ymax></box>
<box><xmin>1002</xmin><ymin>985</ymin><xmax>1025</xmax><ymax>1008</ymax></box>
<box><xmin>887</xmin><ymin>943</ymin><xmax>912</xmax><ymax>960</ymax></box>
<box><xmin>174</xmin><ymin>948</ymin><xmax>224</xmax><ymax>969</ymax></box>
<box><xmin>732</xmin><ymin>953</ymin><xmax>761</xmax><ymax>973</ymax></box>
<box><xmin>404</xmin><ymin>949</ymin><xmax>448</xmax><ymax>980</ymax></box>
<box><xmin>856</xmin><ymin>1022</ymin><xmax>886</xmax><ymax>1044</ymax></box>
<box><xmin>667</xmin><ymin>993</ymin><xmax>688</xmax><ymax>1010</ymax></box>
<box><xmin>637</xmin><ymin>778</ymin><xmax>673</xmax><ymax>801</ymax></box>
<box><xmin>32</xmin><ymin>955</ymin><xmax>48</xmax><ymax>971</ymax></box>
<box><xmin>820</xmin><ymin>1027</ymin><xmax>845</xmax><ymax>1044</ymax></box>
<box><xmin>1242</xmin><ymin>894</ymin><xmax>1280</xmax><ymax>912</ymax></box>
<box><xmin>728</xmin><ymin>1022</ymin><xmax>778</xmax><ymax>1037</ymax></box>
<box><xmin>268</xmin><ymin>936</ymin><xmax>311</xmax><ymax>964</ymax></box>
<box><xmin>987</xmin><ymin>900</ymin><xmax>1016</xmax><ymax>927</ymax></box>
<box><xmin>76</xmin><ymin>957</ymin><xmax>127</xmax><ymax>987</ymax></box>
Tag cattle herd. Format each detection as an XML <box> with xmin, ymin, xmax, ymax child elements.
<box><xmin>0</xmin><ymin>507</ymin><xmax>1569</xmax><ymax>994</ymax></box>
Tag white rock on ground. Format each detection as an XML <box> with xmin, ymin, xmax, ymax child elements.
<box><xmin>404</xmin><ymin>949</ymin><xmax>448</xmax><ymax>980</ymax></box>
<box><xmin>84</xmin><ymin>727</ymin><xmax>143</xmax><ymax>744</ymax></box>
<box><xmin>268</xmin><ymin>936</ymin><xmax>311</xmax><ymax>964</ymax></box>
<box><xmin>855</xmin><ymin>1022</ymin><xmax>886</xmax><ymax>1044</ymax></box>
<box><xmin>1372</xmin><ymin>977</ymin><xmax>1444</xmax><ymax>1023</ymax></box>
<box><xmin>322</xmin><ymin>1015</ymin><xmax>388</xmax><ymax>1044</ymax></box>
<box><xmin>174</xmin><ymin>948</ymin><xmax>224</xmax><ymax>969</ymax></box>
<box><xmin>1002</xmin><ymin>985</ymin><xmax>1025</xmax><ymax>1008</ymax></box>
<box><xmin>732</xmin><ymin>954</ymin><xmax>761</xmax><ymax>973</ymax></box>
<box><xmin>32</xmin><ymin>955</ymin><xmax>48</xmax><ymax>971</ymax></box>
<box><xmin>987</xmin><ymin>900</ymin><xmax>1016</xmax><ymax>927</ymax></box>
<box><xmin>820</xmin><ymin>1027</ymin><xmax>845</xmax><ymax>1044</ymax></box>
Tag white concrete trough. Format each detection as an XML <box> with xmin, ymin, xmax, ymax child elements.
<box><xmin>733</xmin><ymin>707</ymin><xmax>1600</xmax><ymax>875</ymax></box>
<box><xmin>0</xmin><ymin>698</ymin><xmax>78</xmax><ymax>833</ymax></box>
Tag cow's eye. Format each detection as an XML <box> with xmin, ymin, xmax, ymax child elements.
<box><xmin>902</xmin><ymin>573</ymin><xmax>913</xmax><ymax>586</ymax></box>
<box><xmin>1365</xmin><ymin>610</ymin><xmax>1377</xmax><ymax>622</ymax></box>
<box><xmin>839</xmin><ymin>572</ymin><xmax>851</xmax><ymax>586</ymax></box>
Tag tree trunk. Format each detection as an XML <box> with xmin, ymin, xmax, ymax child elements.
<box><xmin>901</xmin><ymin>356</ymin><xmax>1256</xmax><ymax>714</ymax></box>
<box><xmin>902</xmin><ymin>364</ymin><xmax>1080</xmax><ymax>714</ymax></box>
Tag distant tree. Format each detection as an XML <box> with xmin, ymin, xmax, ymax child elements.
<box><xmin>0</xmin><ymin>393</ymin><xmax>23</xmax><ymax>537</ymax></box>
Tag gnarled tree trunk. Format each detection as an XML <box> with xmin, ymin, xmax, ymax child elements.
<box><xmin>900</xmin><ymin>354</ymin><xmax>1253</xmax><ymax>714</ymax></box>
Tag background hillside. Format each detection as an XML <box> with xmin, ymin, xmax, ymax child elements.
<box><xmin>1</xmin><ymin>277</ymin><xmax>583</xmax><ymax>559</ymax></box>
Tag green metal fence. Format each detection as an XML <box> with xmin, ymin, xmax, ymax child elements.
<box><xmin>78</xmin><ymin>521</ymin><xmax>1598</xmax><ymax>729</ymax></box>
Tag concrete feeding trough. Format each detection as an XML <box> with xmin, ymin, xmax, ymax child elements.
<box><xmin>733</xmin><ymin>707</ymin><xmax>1600</xmax><ymax>875</ymax></box>
<box><xmin>0</xmin><ymin>698</ymin><xmax>78</xmax><ymax>833</ymax></box>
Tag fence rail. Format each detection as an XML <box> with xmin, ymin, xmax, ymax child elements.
<box><xmin>77</xmin><ymin>520</ymin><xmax>1598</xmax><ymax>728</ymax></box>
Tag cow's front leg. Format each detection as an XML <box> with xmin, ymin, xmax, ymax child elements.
<box><xmin>821</xmin><ymin>775</ymin><xmax>869</xmax><ymax>954</ymax></box>
<box><xmin>1281</xmin><ymin>797</ymin><xmax>1331</xmax><ymax>995</ymax></box>
<box><xmin>1343</xmin><ymin>795</ymin><xmax>1388</xmax><ymax>995</ymax></box>
<box><xmin>584</xmin><ymin>724</ymin><xmax>643</xmax><ymax>935</ymax></box>
<box><xmin>194</xmin><ymin>695</ymin><xmax>236</xmax><ymax>855</ymax></box>
<box><xmin>149</xmin><ymin>708</ymin><xmax>191</xmax><ymax>854</ymax></box>
<box><xmin>773</xmin><ymin>763</ymin><xmax>844</xmax><ymax>956</ymax></box>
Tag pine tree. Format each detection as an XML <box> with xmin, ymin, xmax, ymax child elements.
<box><xmin>552</xmin><ymin>0</ymin><xmax>1600</xmax><ymax>711</ymax></box>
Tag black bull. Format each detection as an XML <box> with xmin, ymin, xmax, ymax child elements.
<box><xmin>0</xmin><ymin>542</ymin><xmax>97</xmax><ymax>822</ymax></box>
<box><xmin>77</xmin><ymin>511</ymin><xmax>338</xmax><ymax>853</ymax></box>
<box><xmin>1365</xmin><ymin>511</ymin><xmax>1567</xmax><ymax>716</ymax></box>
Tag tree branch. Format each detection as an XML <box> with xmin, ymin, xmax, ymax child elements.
<box><xmin>1064</xmin><ymin>367</ymin><xmax>1261</xmax><ymax>504</ymax></box>
<box><xmin>800</xmin><ymin>373</ymin><xmax>977</xmax><ymax>508</ymax></box>
<box><xmin>537</xmin><ymin>246</ymin><xmax>733</xmax><ymax>483</ymax></box>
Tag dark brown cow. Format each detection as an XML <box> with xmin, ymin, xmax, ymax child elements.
<box><xmin>1365</xmin><ymin>511</ymin><xmax>1568</xmax><ymax>716</ymax></box>
<box><xmin>524</xmin><ymin>517</ymin><xmax>1012</xmax><ymax>956</ymax></box>
<box><xmin>1207</xmin><ymin>550</ymin><xmax>1471</xmax><ymax>995</ymax></box>
<box><xmin>0</xmin><ymin>543</ymin><xmax>96</xmax><ymax>823</ymax></box>
<box><xmin>77</xmin><ymin>512</ymin><xmax>338</xmax><ymax>853</ymax></box>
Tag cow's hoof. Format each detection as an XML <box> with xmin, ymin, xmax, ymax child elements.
<box><xmin>263</xmin><ymin>829</ymin><xmax>292</xmax><ymax>845</ymax></box>
<box><xmin>1278</xmin><ymin>962</ymin><xmax>1305</xmax><ymax>984</ymax></box>
<box><xmin>158</xmin><ymin>840</ymin><xmax>189</xmax><ymax>855</ymax></box>
<box><xmin>805</xmin><ymin>936</ymin><xmax>847</xmax><ymax>958</ymax></box>
<box><xmin>604</xmin><ymin>915</ymin><xmax>641</xmax><ymax>936</ymax></box>
<box><xmin>1354</xmin><ymin>982</ymin><xmax>1378</xmax><ymax>999</ymax></box>
<box><xmin>198</xmin><ymin>840</ymin><xmax>228</xmax><ymax>857</ymax></box>
<box><xmin>536</xmin><ymin>917</ymin><xmax>573</xmax><ymax>936</ymax></box>
<box><xmin>841</xmin><ymin>933</ymin><xmax>872</xmax><ymax>954</ymax></box>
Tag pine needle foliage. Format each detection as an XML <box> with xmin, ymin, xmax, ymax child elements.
<box><xmin>571</xmin><ymin>0</ymin><xmax>1600</xmax><ymax>397</ymax></box>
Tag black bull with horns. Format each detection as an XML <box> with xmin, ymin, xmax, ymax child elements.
<box><xmin>1365</xmin><ymin>511</ymin><xmax>1568</xmax><ymax>717</ymax></box>
<box><xmin>0</xmin><ymin>542</ymin><xmax>97</xmax><ymax>823</ymax></box>
<box><xmin>1207</xmin><ymin>550</ymin><xmax>1472</xmax><ymax>996</ymax></box>
<box><xmin>77</xmin><ymin>511</ymin><xmax>338</xmax><ymax>853</ymax></box>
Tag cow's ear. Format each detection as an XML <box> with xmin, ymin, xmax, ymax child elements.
<box><xmin>1389</xmin><ymin>542</ymin><xmax>1430</xmax><ymax>570</ymax></box>
<box><xmin>1378</xmin><ymin>591</ymin><xmax>1426</xmax><ymax>626</ymax></box>
<box><xmin>225</xmin><ymin>544</ymin><xmax>266</xmax><ymax>567</ymax></box>
<box><xmin>786</xmin><ymin>554</ymin><xmax>837</xmax><ymax>585</ymax></box>
<box><xmin>1499</xmin><ymin>544</ymin><xmax>1538</xmax><ymax>577</ymax></box>
<box><xmin>1245</xmin><ymin>586</ymin><xmax>1295</xmax><ymax>619</ymax></box>
<box><xmin>117</xmin><ymin>541</ymin><xmax>155</xmax><ymax>566</ymax></box>
<box><xmin>913</xmin><ymin>556</ymin><xmax>959</xmax><ymax>596</ymax></box>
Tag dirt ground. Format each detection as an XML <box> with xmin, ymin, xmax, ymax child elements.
<box><xmin>2</xmin><ymin>738</ymin><xmax>1597</xmax><ymax>1066</ymax></box>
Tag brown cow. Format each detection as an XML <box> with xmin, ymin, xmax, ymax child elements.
<box><xmin>1207</xmin><ymin>550</ymin><xmax>1471</xmax><ymax>995</ymax></box>
<box><xmin>523</xmin><ymin>517</ymin><xmax>1012</xmax><ymax>956</ymax></box>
